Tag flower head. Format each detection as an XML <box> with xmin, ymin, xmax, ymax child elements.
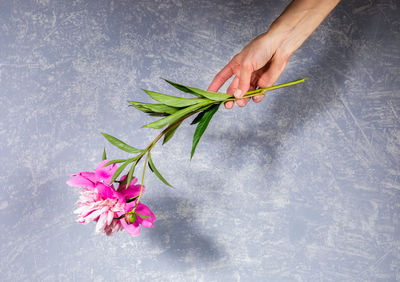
<box><xmin>67</xmin><ymin>160</ymin><xmax>156</xmax><ymax>236</ymax></box>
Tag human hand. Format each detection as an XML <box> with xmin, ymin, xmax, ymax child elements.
<box><xmin>208</xmin><ymin>32</ymin><xmax>290</xmax><ymax>109</ymax></box>
<box><xmin>207</xmin><ymin>0</ymin><xmax>341</xmax><ymax>109</ymax></box>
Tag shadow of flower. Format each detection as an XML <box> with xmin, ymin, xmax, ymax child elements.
<box><xmin>146</xmin><ymin>196</ymin><xmax>226</xmax><ymax>268</ymax></box>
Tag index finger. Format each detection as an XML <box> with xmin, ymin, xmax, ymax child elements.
<box><xmin>207</xmin><ymin>63</ymin><xmax>235</xmax><ymax>92</ymax></box>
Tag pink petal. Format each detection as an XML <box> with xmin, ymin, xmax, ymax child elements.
<box><xmin>96</xmin><ymin>212</ymin><xmax>108</xmax><ymax>233</ymax></box>
<box><xmin>120</xmin><ymin>218</ymin><xmax>141</xmax><ymax>236</ymax></box>
<box><xmin>84</xmin><ymin>206</ymin><xmax>108</xmax><ymax>222</ymax></box>
<box><xmin>124</xmin><ymin>201</ymin><xmax>137</xmax><ymax>212</ymax></box>
<box><xmin>74</xmin><ymin>205</ymin><xmax>95</xmax><ymax>218</ymax></box>
<box><xmin>107</xmin><ymin>211</ymin><xmax>114</xmax><ymax>226</ymax></box>
<box><xmin>135</xmin><ymin>203</ymin><xmax>156</xmax><ymax>228</ymax></box>
<box><xmin>79</xmin><ymin>172</ymin><xmax>97</xmax><ymax>183</ymax></box>
<box><xmin>95</xmin><ymin>160</ymin><xmax>118</xmax><ymax>184</ymax></box>
<box><xmin>66</xmin><ymin>175</ymin><xmax>95</xmax><ymax>189</ymax></box>
<box><xmin>95</xmin><ymin>183</ymin><xmax>116</xmax><ymax>199</ymax></box>
<box><xmin>119</xmin><ymin>182</ymin><xmax>143</xmax><ymax>200</ymax></box>
<box><xmin>136</xmin><ymin>203</ymin><xmax>156</xmax><ymax>218</ymax></box>
<box><xmin>117</xmin><ymin>175</ymin><xmax>139</xmax><ymax>192</ymax></box>
<box><xmin>107</xmin><ymin>220</ymin><xmax>123</xmax><ymax>236</ymax></box>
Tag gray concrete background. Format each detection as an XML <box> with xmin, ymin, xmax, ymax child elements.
<box><xmin>1</xmin><ymin>0</ymin><xmax>399</xmax><ymax>281</ymax></box>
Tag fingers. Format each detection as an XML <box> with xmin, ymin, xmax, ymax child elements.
<box><xmin>235</xmin><ymin>64</ymin><xmax>252</xmax><ymax>107</ymax></box>
<box><xmin>252</xmin><ymin>94</ymin><xmax>265</xmax><ymax>103</ymax></box>
<box><xmin>224</xmin><ymin>76</ymin><xmax>239</xmax><ymax>109</ymax></box>
<box><xmin>252</xmin><ymin>56</ymin><xmax>288</xmax><ymax>103</ymax></box>
<box><xmin>207</xmin><ymin>63</ymin><xmax>235</xmax><ymax>93</ymax></box>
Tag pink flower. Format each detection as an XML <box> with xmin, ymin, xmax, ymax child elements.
<box><xmin>74</xmin><ymin>185</ymin><xmax>125</xmax><ymax>236</ymax></box>
<box><xmin>67</xmin><ymin>160</ymin><xmax>156</xmax><ymax>236</ymax></box>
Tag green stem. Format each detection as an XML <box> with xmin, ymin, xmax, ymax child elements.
<box><xmin>119</xmin><ymin>78</ymin><xmax>306</xmax><ymax>216</ymax></box>
<box><xmin>129</xmin><ymin>104</ymin><xmax>215</xmax><ymax>214</ymax></box>
<box><xmin>130</xmin><ymin>151</ymin><xmax>150</xmax><ymax>214</ymax></box>
<box><xmin>226</xmin><ymin>77</ymin><xmax>307</xmax><ymax>100</ymax></box>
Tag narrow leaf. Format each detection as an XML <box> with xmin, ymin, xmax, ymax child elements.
<box><xmin>102</xmin><ymin>133</ymin><xmax>145</xmax><ymax>154</ymax></box>
<box><xmin>128</xmin><ymin>101</ymin><xmax>179</xmax><ymax>115</ymax></box>
<box><xmin>138</xmin><ymin>214</ymin><xmax>150</xmax><ymax>220</ymax></box>
<box><xmin>191</xmin><ymin>111</ymin><xmax>206</xmax><ymax>125</ymax></box>
<box><xmin>162</xmin><ymin>78</ymin><xmax>203</xmax><ymax>97</ymax></box>
<box><xmin>148</xmin><ymin>152</ymin><xmax>173</xmax><ymax>188</ymax></box>
<box><xmin>163</xmin><ymin>120</ymin><xmax>182</xmax><ymax>145</ymax></box>
<box><xmin>148</xmin><ymin>112</ymin><xmax>169</xmax><ymax>117</ymax></box>
<box><xmin>144</xmin><ymin>101</ymin><xmax>211</xmax><ymax>129</ymax></box>
<box><xmin>185</xmin><ymin>86</ymin><xmax>231</xmax><ymax>101</ymax></box>
<box><xmin>191</xmin><ymin>103</ymin><xmax>220</xmax><ymax>159</ymax></box>
<box><xmin>142</xmin><ymin>89</ymin><xmax>207</xmax><ymax>107</ymax></box>
<box><xmin>126</xmin><ymin>195</ymin><xmax>139</xmax><ymax>203</ymax></box>
<box><xmin>125</xmin><ymin>161</ymin><xmax>137</xmax><ymax>189</ymax></box>
<box><xmin>162</xmin><ymin>78</ymin><xmax>231</xmax><ymax>100</ymax></box>
<box><xmin>102</xmin><ymin>148</ymin><xmax>107</xmax><ymax>160</ymax></box>
<box><xmin>190</xmin><ymin>104</ymin><xmax>214</xmax><ymax>124</ymax></box>
<box><xmin>110</xmin><ymin>158</ymin><xmax>135</xmax><ymax>184</ymax></box>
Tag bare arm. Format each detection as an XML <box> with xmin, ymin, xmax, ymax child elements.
<box><xmin>208</xmin><ymin>0</ymin><xmax>341</xmax><ymax>109</ymax></box>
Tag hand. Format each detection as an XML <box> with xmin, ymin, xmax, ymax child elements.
<box><xmin>207</xmin><ymin>0</ymin><xmax>341</xmax><ymax>109</ymax></box>
<box><xmin>208</xmin><ymin>33</ymin><xmax>290</xmax><ymax>109</ymax></box>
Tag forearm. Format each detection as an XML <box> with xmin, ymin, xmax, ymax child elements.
<box><xmin>266</xmin><ymin>0</ymin><xmax>341</xmax><ymax>56</ymax></box>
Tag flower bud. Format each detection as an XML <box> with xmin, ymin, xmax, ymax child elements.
<box><xmin>124</xmin><ymin>213</ymin><xmax>137</xmax><ymax>224</ymax></box>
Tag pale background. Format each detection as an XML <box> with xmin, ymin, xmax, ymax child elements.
<box><xmin>1</xmin><ymin>0</ymin><xmax>399</xmax><ymax>281</ymax></box>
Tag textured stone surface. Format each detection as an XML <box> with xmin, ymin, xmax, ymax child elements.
<box><xmin>1</xmin><ymin>0</ymin><xmax>399</xmax><ymax>281</ymax></box>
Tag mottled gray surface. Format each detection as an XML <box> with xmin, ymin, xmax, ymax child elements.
<box><xmin>1</xmin><ymin>0</ymin><xmax>399</xmax><ymax>281</ymax></box>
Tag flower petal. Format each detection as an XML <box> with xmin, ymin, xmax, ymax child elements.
<box><xmin>96</xmin><ymin>212</ymin><xmax>108</xmax><ymax>233</ymax></box>
<box><xmin>135</xmin><ymin>203</ymin><xmax>156</xmax><ymax>228</ymax></box>
<box><xmin>84</xmin><ymin>206</ymin><xmax>108</xmax><ymax>222</ymax></box>
<box><xmin>119</xmin><ymin>182</ymin><xmax>143</xmax><ymax>200</ymax></box>
<box><xmin>118</xmin><ymin>175</ymin><xmax>139</xmax><ymax>191</ymax></box>
<box><xmin>79</xmin><ymin>172</ymin><xmax>97</xmax><ymax>183</ymax></box>
<box><xmin>107</xmin><ymin>211</ymin><xmax>114</xmax><ymax>226</ymax></box>
<box><xmin>66</xmin><ymin>175</ymin><xmax>95</xmax><ymax>189</ymax></box>
<box><xmin>95</xmin><ymin>183</ymin><xmax>116</xmax><ymax>199</ymax></box>
<box><xmin>120</xmin><ymin>218</ymin><xmax>141</xmax><ymax>236</ymax></box>
<box><xmin>95</xmin><ymin>160</ymin><xmax>118</xmax><ymax>184</ymax></box>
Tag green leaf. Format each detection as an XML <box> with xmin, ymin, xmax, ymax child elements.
<box><xmin>125</xmin><ymin>161</ymin><xmax>137</xmax><ymax>189</ymax></box>
<box><xmin>128</xmin><ymin>101</ymin><xmax>179</xmax><ymax>115</ymax></box>
<box><xmin>162</xmin><ymin>78</ymin><xmax>203</xmax><ymax>97</ymax></box>
<box><xmin>148</xmin><ymin>112</ymin><xmax>169</xmax><ymax>117</ymax></box>
<box><xmin>190</xmin><ymin>104</ymin><xmax>214</xmax><ymax>125</ymax></box>
<box><xmin>102</xmin><ymin>159</ymin><xmax>128</xmax><ymax>167</ymax></box>
<box><xmin>138</xmin><ymin>214</ymin><xmax>150</xmax><ymax>220</ymax></box>
<box><xmin>142</xmin><ymin>89</ymin><xmax>207</xmax><ymax>107</ymax></box>
<box><xmin>102</xmin><ymin>133</ymin><xmax>145</xmax><ymax>154</ymax></box>
<box><xmin>102</xmin><ymin>148</ymin><xmax>107</xmax><ymax>160</ymax></box>
<box><xmin>191</xmin><ymin>103</ymin><xmax>220</xmax><ymax>159</ymax></box>
<box><xmin>185</xmin><ymin>86</ymin><xmax>231</xmax><ymax>101</ymax></box>
<box><xmin>162</xmin><ymin>78</ymin><xmax>231</xmax><ymax>101</ymax></box>
<box><xmin>110</xmin><ymin>158</ymin><xmax>135</xmax><ymax>184</ymax></box>
<box><xmin>126</xmin><ymin>195</ymin><xmax>139</xmax><ymax>203</ymax></box>
<box><xmin>163</xmin><ymin>120</ymin><xmax>183</xmax><ymax>145</ymax></box>
<box><xmin>191</xmin><ymin>111</ymin><xmax>206</xmax><ymax>125</ymax></box>
<box><xmin>144</xmin><ymin>101</ymin><xmax>211</xmax><ymax>129</ymax></box>
<box><xmin>148</xmin><ymin>152</ymin><xmax>173</xmax><ymax>188</ymax></box>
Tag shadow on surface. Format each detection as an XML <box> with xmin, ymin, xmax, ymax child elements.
<box><xmin>146</xmin><ymin>196</ymin><xmax>225</xmax><ymax>267</ymax></box>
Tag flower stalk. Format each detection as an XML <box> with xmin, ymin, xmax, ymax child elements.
<box><xmin>68</xmin><ymin>77</ymin><xmax>306</xmax><ymax>236</ymax></box>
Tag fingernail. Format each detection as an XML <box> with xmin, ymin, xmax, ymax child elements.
<box><xmin>234</xmin><ymin>89</ymin><xmax>242</xmax><ymax>98</ymax></box>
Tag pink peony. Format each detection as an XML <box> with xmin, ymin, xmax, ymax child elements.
<box><xmin>67</xmin><ymin>160</ymin><xmax>156</xmax><ymax>236</ymax></box>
